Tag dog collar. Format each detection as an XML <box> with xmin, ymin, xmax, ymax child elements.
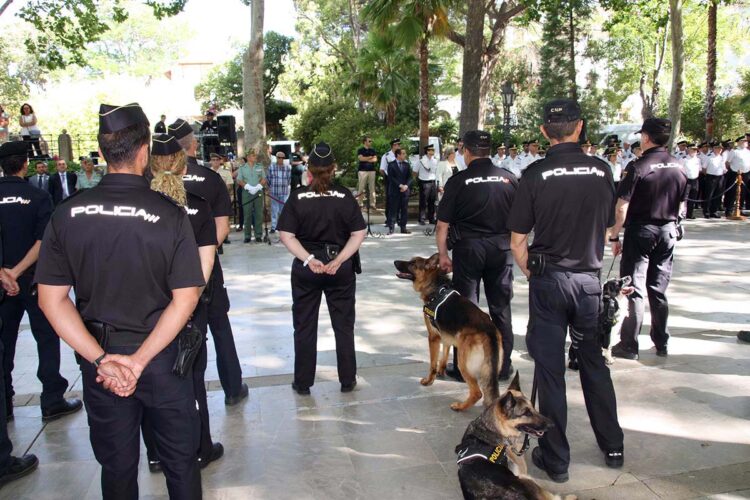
<box><xmin>456</xmin><ymin>443</ymin><xmax>508</xmax><ymax>467</ymax></box>
<box><xmin>423</xmin><ymin>286</ymin><xmax>459</xmax><ymax>328</ymax></box>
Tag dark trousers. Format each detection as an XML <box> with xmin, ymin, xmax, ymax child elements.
<box><xmin>0</xmin><ymin>273</ymin><xmax>68</xmax><ymax>413</ymax></box>
<box><xmin>685</xmin><ymin>178</ymin><xmax>699</xmax><ymax>217</ymax></box>
<box><xmin>703</xmin><ymin>174</ymin><xmax>723</xmax><ymax>216</ymax></box>
<box><xmin>236</xmin><ymin>186</ymin><xmax>244</xmax><ymax>229</ymax></box>
<box><xmin>451</xmin><ymin>238</ymin><xmax>514</xmax><ymax>373</ymax></box>
<box><xmin>207</xmin><ymin>258</ymin><xmax>243</xmax><ymax>398</ymax></box>
<box><xmin>527</xmin><ymin>270</ymin><xmax>623</xmax><ymax>472</ymax></box>
<box><xmin>387</xmin><ymin>189</ymin><xmax>409</xmax><ymax>230</ymax></box>
<box><xmin>291</xmin><ymin>259</ymin><xmax>356</xmax><ymax>388</ymax></box>
<box><xmin>383</xmin><ymin>179</ymin><xmax>391</xmax><ymax>226</ymax></box>
<box><xmin>418</xmin><ymin>180</ymin><xmax>437</xmax><ymax>223</ymax></box>
<box><xmin>618</xmin><ymin>223</ymin><xmax>676</xmax><ymax>352</ymax></box>
<box><xmin>83</xmin><ymin>343</ymin><xmax>201</xmax><ymax>500</ymax></box>
<box><xmin>0</xmin><ymin>338</ymin><xmax>13</xmax><ymax>475</ymax></box>
<box><xmin>21</xmin><ymin>135</ymin><xmax>42</xmax><ymax>157</ymax></box>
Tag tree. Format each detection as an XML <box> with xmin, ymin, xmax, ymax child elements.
<box><xmin>705</xmin><ymin>0</ymin><xmax>718</xmax><ymax>141</ymax></box>
<box><xmin>668</xmin><ymin>0</ymin><xmax>684</xmax><ymax>146</ymax></box>
<box><xmin>243</xmin><ymin>0</ymin><xmax>268</xmax><ymax>163</ymax></box>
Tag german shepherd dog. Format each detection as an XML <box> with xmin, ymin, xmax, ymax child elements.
<box><xmin>394</xmin><ymin>254</ymin><xmax>502</xmax><ymax>411</ymax></box>
<box><xmin>456</xmin><ymin>373</ymin><xmax>577</xmax><ymax>500</ymax></box>
<box><xmin>568</xmin><ymin>276</ymin><xmax>632</xmax><ymax>370</ymax></box>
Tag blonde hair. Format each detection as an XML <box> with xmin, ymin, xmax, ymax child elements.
<box><xmin>149</xmin><ymin>150</ymin><xmax>188</xmax><ymax>206</ymax></box>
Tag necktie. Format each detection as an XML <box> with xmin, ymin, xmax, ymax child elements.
<box><xmin>61</xmin><ymin>173</ymin><xmax>69</xmax><ymax>198</ymax></box>
<box><xmin>37</xmin><ymin>176</ymin><xmax>42</xmax><ymax>189</ymax></box>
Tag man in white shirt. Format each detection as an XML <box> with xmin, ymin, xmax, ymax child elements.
<box><xmin>415</xmin><ymin>145</ymin><xmax>438</xmax><ymax>224</ymax></box>
<box><xmin>674</xmin><ymin>140</ymin><xmax>688</xmax><ymax>161</ymax></box>
<box><xmin>620</xmin><ymin>141</ymin><xmax>636</xmax><ymax>165</ymax></box>
<box><xmin>492</xmin><ymin>145</ymin><xmax>506</xmax><ymax>167</ymax></box>
<box><xmin>455</xmin><ymin>139</ymin><xmax>467</xmax><ymax>170</ymax></box>
<box><xmin>703</xmin><ymin>142</ymin><xmax>725</xmax><ymax>218</ymax></box>
<box><xmin>520</xmin><ymin>139</ymin><xmax>542</xmax><ymax>175</ymax></box>
<box><xmin>725</xmin><ymin>137</ymin><xmax>750</xmax><ymax>215</ymax></box>
<box><xmin>683</xmin><ymin>144</ymin><xmax>702</xmax><ymax>219</ymax></box>
<box><xmin>380</xmin><ymin>138</ymin><xmax>400</xmax><ymax>227</ymax></box>
<box><xmin>500</xmin><ymin>145</ymin><xmax>523</xmax><ymax>178</ymax></box>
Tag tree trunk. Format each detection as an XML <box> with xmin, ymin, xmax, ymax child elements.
<box><xmin>243</xmin><ymin>0</ymin><xmax>268</xmax><ymax>164</ymax></box>
<box><xmin>478</xmin><ymin>55</ymin><xmax>501</xmax><ymax>129</ymax></box>
<box><xmin>419</xmin><ymin>32</ymin><xmax>430</xmax><ymax>153</ymax></box>
<box><xmin>568</xmin><ymin>2</ymin><xmax>578</xmax><ymax>101</ymax></box>
<box><xmin>0</xmin><ymin>0</ymin><xmax>14</xmax><ymax>18</ymax></box>
<box><xmin>458</xmin><ymin>0</ymin><xmax>485</xmax><ymax>135</ymax></box>
<box><xmin>705</xmin><ymin>0</ymin><xmax>717</xmax><ymax>142</ymax></box>
<box><xmin>668</xmin><ymin>0</ymin><xmax>684</xmax><ymax>148</ymax></box>
<box><xmin>348</xmin><ymin>0</ymin><xmax>366</xmax><ymax>112</ymax></box>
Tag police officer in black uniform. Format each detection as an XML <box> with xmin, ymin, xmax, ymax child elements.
<box><xmin>277</xmin><ymin>143</ymin><xmax>366</xmax><ymax>395</ymax></box>
<box><xmin>35</xmin><ymin>103</ymin><xmax>205</xmax><ymax>500</ymax></box>
<box><xmin>142</xmin><ymin>134</ymin><xmax>224</xmax><ymax>473</ymax></box>
<box><xmin>0</xmin><ymin>141</ymin><xmax>82</xmax><ymax>422</ymax></box>
<box><xmin>508</xmin><ymin>99</ymin><xmax>624</xmax><ymax>482</ymax></box>
<box><xmin>609</xmin><ymin>118</ymin><xmax>688</xmax><ymax>360</ymax></box>
<box><xmin>168</xmin><ymin>119</ymin><xmax>249</xmax><ymax>405</ymax></box>
<box><xmin>436</xmin><ymin>130</ymin><xmax>517</xmax><ymax>381</ymax></box>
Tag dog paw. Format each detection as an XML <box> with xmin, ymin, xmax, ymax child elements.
<box><xmin>420</xmin><ymin>377</ymin><xmax>435</xmax><ymax>386</ymax></box>
<box><xmin>450</xmin><ymin>401</ymin><xmax>468</xmax><ymax>411</ymax></box>
<box><xmin>436</xmin><ymin>368</ymin><xmax>446</xmax><ymax>377</ymax></box>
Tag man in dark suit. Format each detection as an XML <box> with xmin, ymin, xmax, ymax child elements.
<box><xmin>387</xmin><ymin>148</ymin><xmax>413</xmax><ymax>235</ymax></box>
<box><xmin>48</xmin><ymin>159</ymin><xmax>77</xmax><ymax>205</ymax></box>
<box><xmin>26</xmin><ymin>161</ymin><xmax>50</xmax><ymax>191</ymax></box>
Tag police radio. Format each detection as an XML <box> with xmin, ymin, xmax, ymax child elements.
<box><xmin>578</xmin><ymin>119</ymin><xmax>588</xmax><ymax>146</ymax></box>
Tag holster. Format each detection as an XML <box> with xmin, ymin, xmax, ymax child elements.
<box><xmin>172</xmin><ymin>320</ymin><xmax>203</xmax><ymax>378</ymax></box>
<box><xmin>352</xmin><ymin>251</ymin><xmax>362</xmax><ymax>274</ymax></box>
<box><xmin>527</xmin><ymin>253</ymin><xmax>547</xmax><ymax>277</ymax></box>
<box><xmin>447</xmin><ymin>225</ymin><xmax>461</xmax><ymax>250</ymax></box>
<box><xmin>200</xmin><ymin>270</ymin><xmax>214</xmax><ymax>305</ymax></box>
<box><xmin>309</xmin><ymin>243</ymin><xmax>341</xmax><ymax>264</ymax></box>
<box><xmin>84</xmin><ymin>320</ymin><xmax>111</xmax><ymax>349</ymax></box>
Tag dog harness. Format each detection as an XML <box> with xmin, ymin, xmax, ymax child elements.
<box><xmin>456</xmin><ymin>442</ymin><xmax>509</xmax><ymax>468</ymax></box>
<box><xmin>423</xmin><ymin>286</ymin><xmax>459</xmax><ymax>328</ymax></box>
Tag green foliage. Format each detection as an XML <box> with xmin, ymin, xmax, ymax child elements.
<box><xmin>669</xmin><ymin>86</ymin><xmax>749</xmax><ymax>142</ymax></box>
<box><xmin>0</xmin><ymin>36</ymin><xmax>47</xmax><ymax>112</ymax></box>
<box><xmin>431</xmin><ymin>118</ymin><xmax>458</xmax><ymax>147</ymax></box>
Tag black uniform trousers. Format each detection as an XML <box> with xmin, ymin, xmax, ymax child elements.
<box><xmin>82</xmin><ymin>342</ymin><xmax>201</xmax><ymax>500</ymax></box>
<box><xmin>724</xmin><ymin>172</ymin><xmax>749</xmax><ymax>213</ymax></box>
<box><xmin>0</xmin><ymin>337</ymin><xmax>13</xmax><ymax>475</ymax></box>
<box><xmin>143</xmin><ymin>302</ymin><xmax>213</xmax><ymax>463</ymax></box>
<box><xmin>618</xmin><ymin>222</ymin><xmax>676</xmax><ymax>352</ymax></box>
<box><xmin>527</xmin><ymin>269</ymin><xmax>623</xmax><ymax>473</ymax></box>
<box><xmin>291</xmin><ymin>259</ymin><xmax>356</xmax><ymax>389</ymax></box>
<box><xmin>0</xmin><ymin>273</ymin><xmax>68</xmax><ymax>413</ymax></box>
<box><xmin>236</xmin><ymin>185</ymin><xmax>244</xmax><ymax>229</ymax></box>
<box><xmin>387</xmin><ymin>189</ymin><xmax>409</xmax><ymax>230</ymax></box>
<box><xmin>685</xmin><ymin>178</ymin><xmax>699</xmax><ymax>218</ymax></box>
<box><xmin>383</xmin><ymin>177</ymin><xmax>391</xmax><ymax>227</ymax></box>
<box><xmin>206</xmin><ymin>258</ymin><xmax>244</xmax><ymax>398</ymax></box>
<box><xmin>451</xmin><ymin>237</ymin><xmax>514</xmax><ymax>373</ymax></box>
<box><xmin>418</xmin><ymin>180</ymin><xmax>437</xmax><ymax>224</ymax></box>
<box><xmin>703</xmin><ymin>174</ymin><xmax>723</xmax><ymax>216</ymax></box>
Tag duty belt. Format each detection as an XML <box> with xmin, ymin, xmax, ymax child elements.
<box><xmin>545</xmin><ymin>263</ymin><xmax>600</xmax><ymax>279</ymax></box>
<box><xmin>84</xmin><ymin>320</ymin><xmax>146</xmax><ymax>348</ymax></box>
<box><xmin>423</xmin><ymin>286</ymin><xmax>459</xmax><ymax>328</ymax></box>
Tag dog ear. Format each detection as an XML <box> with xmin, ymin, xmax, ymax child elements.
<box><xmin>500</xmin><ymin>391</ymin><xmax>516</xmax><ymax>414</ymax></box>
<box><xmin>507</xmin><ymin>371</ymin><xmax>520</xmax><ymax>392</ymax></box>
<box><xmin>426</xmin><ymin>253</ymin><xmax>440</xmax><ymax>270</ymax></box>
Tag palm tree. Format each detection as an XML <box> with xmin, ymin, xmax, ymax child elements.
<box><xmin>363</xmin><ymin>0</ymin><xmax>453</xmax><ymax>151</ymax></box>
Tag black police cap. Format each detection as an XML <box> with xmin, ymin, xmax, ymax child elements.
<box><xmin>711</xmin><ymin>142</ymin><xmax>722</xmax><ymax>148</ymax></box>
<box><xmin>308</xmin><ymin>142</ymin><xmax>335</xmax><ymax>167</ymax></box>
<box><xmin>0</xmin><ymin>140</ymin><xmax>28</xmax><ymax>160</ymax></box>
<box><xmin>637</xmin><ymin>117</ymin><xmax>671</xmax><ymax>136</ymax></box>
<box><xmin>99</xmin><ymin>103</ymin><xmax>149</xmax><ymax>134</ymax></box>
<box><xmin>390</xmin><ymin>138</ymin><xmax>401</xmax><ymax>146</ymax></box>
<box><xmin>737</xmin><ymin>136</ymin><xmax>748</xmax><ymax>143</ymax></box>
<box><xmin>424</xmin><ymin>145</ymin><xmax>434</xmax><ymax>153</ymax></box>
<box><xmin>151</xmin><ymin>134</ymin><xmax>182</xmax><ymax>156</ymax></box>
<box><xmin>462</xmin><ymin>130</ymin><xmax>492</xmax><ymax>150</ymax></box>
<box><xmin>543</xmin><ymin>99</ymin><xmax>582</xmax><ymax>123</ymax></box>
<box><xmin>167</xmin><ymin>119</ymin><xmax>193</xmax><ymax>140</ymax></box>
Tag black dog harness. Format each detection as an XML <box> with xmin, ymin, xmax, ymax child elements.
<box><xmin>423</xmin><ymin>285</ymin><xmax>459</xmax><ymax>329</ymax></box>
<box><xmin>456</xmin><ymin>442</ymin><xmax>509</xmax><ymax>468</ymax></box>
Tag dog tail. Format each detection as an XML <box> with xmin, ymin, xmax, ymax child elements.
<box><xmin>482</xmin><ymin>324</ymin><xmax>501</xmax><ymax>402</ymax></box>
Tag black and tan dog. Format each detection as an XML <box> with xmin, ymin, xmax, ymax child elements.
<box><xmin>455</xmin><ymin>373</ymin><xmax>577</xmax><ymax>500</ymax></box>
<box><xmin>394</xmin><ymin>254</ymin><xmax>502</xmax><ymax>411</ymax></box>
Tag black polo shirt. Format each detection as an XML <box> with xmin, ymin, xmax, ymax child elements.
<box><xmin>508</xmin><ymin>142</ymin><xmax>615</xmax><ymax>271</ymax></box>
<box><xmin>35</xmin><ymin>173</ymin><xmax>205</xmax><ymax>335</ymax></box>
<box><xmin>277</xmin><ymin>185</ymin><xmax>366</xmax><ymax>248</ymax></box>
<box><xmin>0</xmin><ymin>176</ymin><xmax>52</xmax><ymax>274</ymax></box>
<box><xmin>185</xmin><ymin>192</ymin><xmax>217</xmax><ymax>247</ymax></box>
<box><xmin>437</xmin><ymin>158</ymin><xmax>517</xmax><ymax>247</ymax></box>
<box><xmin>182</xmin><ymin>157</ymin><xmax>232</xmax><ymax>218</ymax></box>
<box><xmin>616</xmin><ymin>146</ymin><xmax>689</xmax><ymax>226</ymax></box>
<box><xmin>357</xmin><ymin>147</ymin><xmax>377</xmax><ymax>172</ymax></box>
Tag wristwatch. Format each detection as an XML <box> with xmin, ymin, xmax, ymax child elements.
<box><xmin>93</xmin><ymin>354</ymin><xmax>106</xmax><ymax>368</ymax></box>
<box><xmin>608</xmin><ymin>236</ymin><xmax>620</xmax><ymax>242</ymax></box>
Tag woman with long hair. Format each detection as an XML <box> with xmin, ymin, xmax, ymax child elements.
<box><xmin>18</xmin><ymin>103</ymin><xmax>42</xmax><ymax>157</ymax></box>
<box><xmin>142</xmin><ymin>134</ymin><xmax>225</xmax><ymax>471</ymax></box>
<box><xmin>278</xmin><ymin>143</ymin><xmax>366</xmax><ymax>395</ymax></box>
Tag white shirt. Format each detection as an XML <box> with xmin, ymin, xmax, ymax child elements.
<box><xmin>491</xmin><ymin>154</ymin><xmax>506</xmax><ymax>167</ymax></box>
<box><xmin>674</xmin><ymin>149</ymin><xmax>688</xmax><ymax>161</ymax></box>
<box><xmin>455</xmin><ymin>151</ymin><xmax>467</xmax><ymax>170</ymax></box>
<box><xmin>20</xmin><ymin>114</ymin><xmax>40</xmax><ymax>135</ymax></box>
<box><xmin>682</xmin><ymin>155</ymin><xmax>702</xmax><ymax>180</ymax></box>
<box><xmin>500</xmin><ymin>155</ymin><xmax>523</xmax><ymax>178</ymax></box>
<box><xmin>416</xmin><ymin>155</ymin><xmax>438</xmax><ymax>181</ymax></box>
<box><xmin>728</xmin><ymin>147</ymin><xmax>750</xmax><ymax>174</ymax></box>
<box><xmin>704</xmin><ymin>153</ymin><xmax>726</xmax><ymax>176</ymax></box>
<box><xmin>380</xmin><ymin>150</ymin><xmax>397</xmax><ymax>175</ymax></box>
<box><xmin>520</xmin><ymin>153</ymin><xmax>541</xmax><ymax>173</ymax></box>
<box><xmin>60</xmin><ymin>172</ymin><xmax>70</xmax><ymax>198</ymax></box>
<box><xmin>608</xmin><ymin>159</ymin><xmax>622</xmax><ymax>182</ymax></box>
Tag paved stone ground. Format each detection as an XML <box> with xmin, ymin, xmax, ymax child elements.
<box><xmin>3</xmin><ymin>216</ymin><xmax>750</xmax><ymax>499</ymax></box>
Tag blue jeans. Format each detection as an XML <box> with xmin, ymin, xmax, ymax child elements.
<box><xmin>271</xmin><ymin>193</ymin><xmax>287</xmax><ymax>230</ymax></box>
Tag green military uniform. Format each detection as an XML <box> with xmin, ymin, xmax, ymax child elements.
<box><xmin>237</xmin><ymin>162</ymin><xmax>266</xmax><ymax>241</ymax></box>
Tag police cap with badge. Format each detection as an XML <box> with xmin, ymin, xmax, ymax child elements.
<box><xmin>637</xmin><ymin>117</ymin><xmax>671</xmax><ymax>137</ymax></box>
<box><xmin>543</xmin><ymin>98</ymin><xmax>582</xmax><ymax>123</ymax></box>
<box><xmin>462</xmin><ymin>130</ymin><xmax>492</xmax><ymax>154</ymax></box>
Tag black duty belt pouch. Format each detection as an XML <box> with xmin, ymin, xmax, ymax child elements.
<box><xmin>308</xmin><ymin>243</ymin><xmax>341</xmax><ymax>264</ymax></box>
<box><xmin>84</xmin><ymin>320</ymin><xmax>111</xmax><ymax>349</ymax></box>
<box><xmin>200</xmin><ymin>270</ymin><xmax>214</xmax><ymax>305</ymax></box>
<box><xmin>447</xmin><ymin>225</ymin><xmax>461</xmax><ymax>250</ymax></box>
<box><xmin>352</xmin><ymin>251</ymin><xmax>362</xmax><ymax>274</ymax></box>
<box><xmin>172</xmin><ymin>320</ymin><xmax>202</xmax><ymax>378</ymax></box>
<box><xmin>527</xmin><ymin>253</ymin><xmax>547</xmax><ymax>277</ymax></box>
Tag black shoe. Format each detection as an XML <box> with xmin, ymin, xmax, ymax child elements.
<box><xmin>41</xmin><ymin>398</ymin><xmax>83</xmax><ymax>421</ymax></box>
<box><xmin>498</xmin><ymin>362</ymin><xmax>514</xmax><ymax>381</ymax></box>
<box><xmin>224</xmin><ymin>239</ymin><xmax>232</xmax><ymax>244</ymax></box>
<box><xmin>255</xmin><ymin>239</ymin><xmax>264</xmax><ymax>244</ymax></box>
<box><xmin>198</xmin><ymin>442</ymin><xmax>224</xmax><ymax>469</ymax></box>
<box><xmin>341</xmin><ymin>380</ymin><xmax>357</xmax><ymax>393</ymax></box>
<box><xmin>244</xmin><ymin>238</ymin><xmax>252</xmax><ymax>243</ymax></box>
<box><xmin>0</xmin><ymin>454</ymin><xmax>39</xmax><ymax>487</ymax></box>
<box><xmin>444</xmin><ymin>363</ymin><xmax>465</xmax><ymax>383</ymax></box>
<box><xmin>611</xmin><ymin>343</ymin><xmax>639</xmax><ymax>361</ymax></box>
<box><xmin>148</xmin><ymin>460</ymin><xmax>162</xmax><ymax>473</ymax></box>
<box><xmin>236</xmin><ymin>227</ymin><xmax>243</xmax><ymax>232</ymax></box>
<box><xmin>687</xmin><ymin>214</ymin><xmax>696</xmax><ymax>220</ymax></box>
<box><xmin>292</xmin><ymin>383</ymin><xmax>310</xmax><ymax>395</ymax></box>
<box><xmin>270</xmin><ymin>229</ymin><xmax>276</xmax><ymax>234</ymax></box>
<box><xmin>532</xmin><ymin>447</ymin><xmax>568</xmax><ymax>483</ymax></box>
<box><xmin>711</xmin><ymin>213</ymin><xmax>722</xmax><ymax>219</ymax></box>
<box><xmin>738</xmin><ymin>331</ymin><xmax>750</xmax><ymax>343</ymax></box>
<box><xmin>400</xmin><ymin>228</ymin><xmax>411</xmax><ymax>234</ymax></box>
<box><xmin>224</xmin><ymin>383</ymin><xmax>249</xmax><ymax>406</ymax></box>
<box><xmin>604</xmin><ymin>448</ymin><xmax>624</xmax><ymax>468</ymax></box>
<box><xmin>418</xmin><ymin>221</ymin><xmax>426</xmax><ymax>226</ymax></box>
<box><xmin>387</xmin><ymin>228</ymin><xmax>394</xmax><ymax>235</ymax></box>
<box><xmin>655</xmin><ymin>346</ymin><xmax>668</xmax><ymax>357</ymax></box>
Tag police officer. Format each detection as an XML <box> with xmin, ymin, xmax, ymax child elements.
<box><xmin>380</xmin><ymin>138</ymin><xmax>401</xmax><ymax>228</ymax></box>
<box><xmin>610</xmin><ymin>118</ymin><xmax>688</xmax><ymax>360</ymax></box>
<box><xmin>0</xmin><ymin>141</ymin><xmax>82</xmax><ymax>422</ymax></box>
<box><xmin>436</xmin><ymin>130</ymin><xmax>517</xmax><ymax>381</ymax></box>
<box><xmin>277</xmin><ymin>143</ymin><xmax>366</xmax><ymax>394</ymax></box>
<box><xmin>142</xmin><ymin>134</ymin><xmax>224</xmax><ymax>473</ymax></box>
<box><xmin>168</xmin><ymin>119</ymin><xmax>248</xmax><ymax>405</ymax></box>
<box><xmin>508</xmin><ymin>99</ymin><xmax>624</xmax><ymax>482</ymax></box>
<box><xmin>416</xmin><ymin>145</ymin><xmax>438</xmax><ymax>225</ymax></box>
<box><xmin>35</xmin><ymin>103</ymin><xmax>205</xmax><ymax>499</ymax></box>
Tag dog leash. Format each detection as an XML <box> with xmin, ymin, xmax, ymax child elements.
<box><xmin>605</xmin><ymin>254</ymin><xmax>619</xmax><ymax>282</ymax></box>
<box><xmin>516</xmin><ymin>375</ymin><xmax>538</xmax><ymax>456</ymax></box>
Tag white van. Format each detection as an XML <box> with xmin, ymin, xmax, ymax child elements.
<box><xmin>598</xmin><ymin>123</ymin><xmax>641</xmax><ymax>146</ymax></box>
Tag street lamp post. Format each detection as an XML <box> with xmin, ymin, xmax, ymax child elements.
<box><xmin>501</xmin><ymin>81</ymin><xmax>516</xmax><ymax>148</ymax></box>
